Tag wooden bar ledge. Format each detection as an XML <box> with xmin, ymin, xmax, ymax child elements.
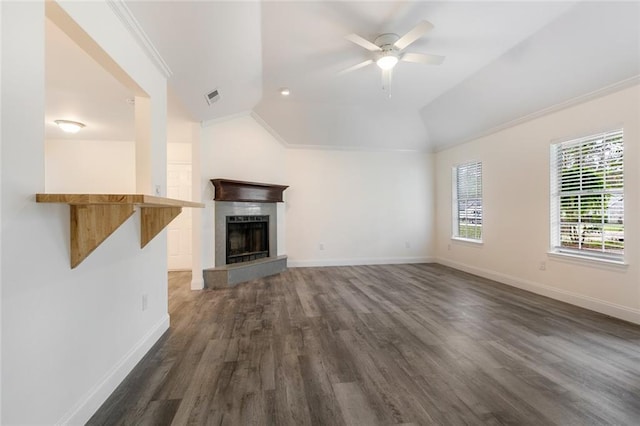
<box><xmin>36</xmin><ymin>193</ymin><xmax>204</xmax><ymax>268</ymax></box>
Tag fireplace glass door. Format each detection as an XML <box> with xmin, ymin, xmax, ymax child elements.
<box><xmin>226</xmin><ymin>215</ymin><xmax>269</xmax><ymax>264</ymax></box>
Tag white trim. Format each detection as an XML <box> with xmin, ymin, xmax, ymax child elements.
<box><xmin>451</xmin><ymin>237</ymin><xmax>483</xmax><ymax>245</ymax></box>
<box><xmin>191</xmin><ymin>277</ymin><xmax>205</xmax><ymax>290</ymax></box>
<box><xmin>547</xmin><ymin>251</ymin><xmax>628</xmax><ymax>270</ymax></box>
<box><xmin>251</xmin><ymin>111</ymin><xmax>428</xmax><ymax>153</ymax></box>
<box><xmin>288</xmin><ymin>256</ymin><xmax>434</xmax><ymax>268</ymax></box>
<box><xmin>249</xmin><ymin>111</ymin><xmax>290</xmax><ymax>148</ymax></box>
<box><xmin>549</xmin><ymin>123</ymin><xmax>626</xmax><ymax>147</ymax></box>
<box><xmin>452</xmin><ymin>161</ymin><xmax>483</xmax><ymax>241</ymax></box>
<box><xmin>549</xmin><ymin>128</ymin><xmax>625</xmax><ymax>263</ymax></box>
<box><xmin>0</xmin><ymin>2</ymin><xmax>3</xmax><ymax>421</ymax></box>
<box><xmin>167</xmin><ymin>160</ymin><xmax>192</xmax><ymax>166</ymax></box>
<box><xmin>435</xmin><ymin>257</ymin><xmax>640</xmax><ymax>325</ymax></box>
<box><xmin>201</xmin><ymin>110</ymin><xmax>253</xmax><ymax>128</ymax></box>
<box><xmin>200</xmin><ymin>110</ymin><xmax>255</xmax><ymax>127</ymax></box>
<box><xmin>282</xmin><ymin>142</ymin><xmax>427</xmax><ymax>153</ymax></box>
<box><xmin>56</xmin><ymin>315</ymin><xmax>170</xmax><ymax>425</ymax></box>
<box><xmin>106</xmin><ymin>0</ymin><xmax>172</xmax><ymax>79</ymax></box>
<box><xmin>434</xmin><ymin>75</ymin><xmax>640</xmax><ymax>153</ymax></box>
<box><xmin>190</xmin><ymin>122</ymin><xmax>204</xmax><ymax>294</ymax></box>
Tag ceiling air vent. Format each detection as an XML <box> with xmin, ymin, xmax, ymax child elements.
<box><xmin>205</xmin><ymin>88</ymin><xmax>221</xmax><ymax>105</ymax></box>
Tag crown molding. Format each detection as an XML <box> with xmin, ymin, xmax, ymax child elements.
<box><xmin>201</xmin><ymin>110</ymin><xmax>428</xmax><ymax>153</ymax></box>
<box><xmin>200</xmin><ymin>110</ymin><xmax>254</xmax><ymax>128</ymax></box>
<box><xmin>249</xmin><ymin>111</ymin><xmax>291</xmax><ymax>148</ymax></box>
<box><xmin>106</xmin><ymin>0</ymin><xmax>172</xmax><ymax>79</ymax></box>
<box><xmin>435</xmin><ymin>75</ymin><xmax>640</xmax><ymax>152</ymax></box>
<box><xmin>251</xmin><ymin>111</ymin><xmax>428</xmax><ymax>152</ymax></box>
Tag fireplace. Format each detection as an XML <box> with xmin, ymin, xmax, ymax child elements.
<box><xmin>213</xmin><ymin>202</ymin><xmax>277</xmax><ymax>267</ymax></box>
<box><xmin>204</xmin><ymin>179</ymin><xmax>289</xmax><ymax>289</ymax></box>
<box><xmin>226</xmin><ymin>215</ymin><xmax>269</xmax><ymax>264</ymax></box>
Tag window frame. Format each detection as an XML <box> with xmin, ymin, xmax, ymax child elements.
<box><xmin>452</xmin><ymin>160</ymin><xmax>483</xmax><ymax>243</ymax></box>
<box><xmin>549</xmin><ymin>129</ymin><xmax>624</xmax><ymax>264</ymax></box>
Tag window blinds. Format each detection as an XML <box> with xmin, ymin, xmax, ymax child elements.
<box><xmin>455</xmin><ymin>161</ymin><xmax>482</xmax><ymax>240</ymax></box>
<box><xmin>551</xmin><ymin>129</ymin><xmax>624</xmax><ymax>259</ymax></box>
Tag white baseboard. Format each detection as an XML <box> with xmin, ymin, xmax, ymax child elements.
<box><xmin>57</xmin><ymin>314</ymin><xmax>170</xmax><ymax>425</ymax></box>
<box><xmin>288</xmin><ymin>256</ymin><xmax>435</xmax><ymax>268</ymax></box>
<box><xmin>191</xmin><ymin>277</ymin><xmax>204</xmax><ymax>290</ymax></box>
<box><xmin>436</xmin><ymin>257</ymin><xmax>640</xmax><ymax>325</ymax></box>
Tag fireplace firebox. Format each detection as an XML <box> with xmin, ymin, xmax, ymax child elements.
<box><xmin>226</xmin><ymin>215</ymin><xmax>269</xmax><ymax>264</ymax></box>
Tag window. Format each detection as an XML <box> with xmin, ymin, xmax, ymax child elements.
<box><xmin>550</xmin><ymin>129</ymin><xmax>624</xmax><ymax>261</ymax></box>
<box><xmin>453</xmin><ymin>161</ymin><xmax>482</xmax><ymax>241</ymax></box>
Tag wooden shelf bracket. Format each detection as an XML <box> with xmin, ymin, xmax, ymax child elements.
<box><xmin>140</xmin><ymin>206</ymin><xmax>182</xmax><ymax>248</ymax></box>
<box><xmin>70</xmin><ymin>204</ymin><xmax>135</xmax><ymax>268</ymax></box>
<box><xmin>36</xmin><ymin>194</ymin><xmax>204</xmax><ymax>268</ymax></box>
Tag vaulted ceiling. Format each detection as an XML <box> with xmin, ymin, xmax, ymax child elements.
<box><xmin>48</xmin><ymin>1</ymin><xmax>640</xmax><ymax>151</ymax></box>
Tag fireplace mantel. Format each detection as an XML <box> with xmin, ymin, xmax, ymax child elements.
<box><xmin>210</xmin><ymin>179</ymin><xmax>288</xmax><ymax>203</ymax></box>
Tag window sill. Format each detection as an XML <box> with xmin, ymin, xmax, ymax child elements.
<box><xmin>451</xmin><ymin>237</ymin><xmax>483</xmax><ymax>245</ymax></box>
<box><xmin>547</xmin><ymin>251</ymin><xmax>628</xmax><ymax>270</ymax></box>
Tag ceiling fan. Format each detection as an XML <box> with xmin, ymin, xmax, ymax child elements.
<box><xmin>341</xmin><ymin>20</ymin><xmax>445</xmax><ymax>96</ymax></box>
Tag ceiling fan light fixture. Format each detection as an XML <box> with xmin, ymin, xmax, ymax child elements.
<box><xmin>54</xmin><ymin>120</ymin><xmax>85</xmax><ymax>134</ymax></box>
<box><xmin>376</xmin><ymin>54</ymin><xmax>398</xmax><ymax>70</ymax></box>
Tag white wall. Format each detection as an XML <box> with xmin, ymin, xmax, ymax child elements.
<box><xmin>286</xmin><ymin>149</ymin><xmax>434</xmax><ymax>266</ymax></box>
<box><xmin>0</xmin><ymin>2</ymin><xmax>3</xmax><ymax>422</ymax></box>
<box><xmin>45</xmin><ymin>139</ymin><xmax>135</xmax><ymax>193</ymax></box>
<box><xmin>434</xmin><ymin>84</ymin><xmax>640</xmax><ymax>324</ymax></box>
<box><xmin>191</xmin><ymin>123</ymin><xmax>204</xmax><ymax>288</ymax></box>
<box><xmin>1</xmin><ymin>2</ymin><xmax>169</xmax><ymax>424</ymax></box>
<box><xmin>200</xmin><ymin>114</ymin><xmax>287</xmax><ymax>267</ymax></box>
<box><xmin>199</xmin><ymin>114</ymin><xmax>434</xmax><ymax>269</ymax></box>
<box><xmin>168</xmin><ymin>142</ymin><xmax>192</xmax><ymax>164</ymax></box>
<box><xmin>201</xmin><ymin>114</ymin><xmax>287</xmax><ymax>183</ymax></box>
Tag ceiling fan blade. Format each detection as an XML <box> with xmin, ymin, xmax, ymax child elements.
<box><xmin>338</xmin><ymin>59</ymin><xmax>374</xmax><ymax>75</ymax></box>
<box><xmin>345</xmin><ymin>33</ymin><xmax>382</xmax><ymax>52</ymax></box>
<box><xmin>401</xmin><ymin>52</ymin><xmax>445</xmax><ymax>65</ymax></box>
<box><xmin>394</xmin><ymin>20</ymin><xmax>434</xmax><ymax>50</ymax></box>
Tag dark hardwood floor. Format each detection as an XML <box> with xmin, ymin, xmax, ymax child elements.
<box><xmin>88</xmin><ymin>264</ymin><xmax>640</xmax><ymax>425</ymax></box>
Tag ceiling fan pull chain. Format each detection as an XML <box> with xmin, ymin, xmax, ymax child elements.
<box><xmin>382</xmin><ymin>69</ymin><xmax>393</xmax><ymax>98</ymax></box>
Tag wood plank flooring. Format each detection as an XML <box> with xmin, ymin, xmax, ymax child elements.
<box><xmin>88</xmin><ymin>264</ymin><xmax>640</xmax><ymax>425</ymax></box>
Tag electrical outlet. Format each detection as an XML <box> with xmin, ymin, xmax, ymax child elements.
<box><xmin>142</xmin><ymin>294</ymin><xmax>148</xmax><ymax>311</ymax></box>
<box><xmin>154</xmin><ymin>185</ymin><xmax>161</xmax><ymax>196</ymax></box>
<box><xmin>319</xmin><ymin>243</ymin><xmax>325</xmax><ymax>251</ymax></box>
<box><xmin>539</xmin><ymin>261</ymin><xmax>546</xmax><ymax>271</ymax></box>
<box><xmin>405</xmin><ymin>241</ymin><xmax>411</xmax><ymax>249</ymax></box>
<box><xmin>447</xmin><ymin>244</ymin><xmax>452</xmax><ymax>251</ymax></box>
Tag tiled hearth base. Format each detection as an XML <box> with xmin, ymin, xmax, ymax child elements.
<box><xmin>203</xmin><ymin>255</ymin><xmax>287</xmax><ymax>289</ymax></box>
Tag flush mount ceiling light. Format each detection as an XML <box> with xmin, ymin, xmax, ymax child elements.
<box><xmin>279</xmin><ymin>87</ymin><xmax>291</xmax><ymax>96</ymax></box>
<box><xmin>376</xmin><ymin>52</ymin><xmax>399</xmax><ymax>70</ymax></box>
<box><xmin>54</xmin><ymin>120</ymin><xmax>86</xmax><ymax>134</ymax></box>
